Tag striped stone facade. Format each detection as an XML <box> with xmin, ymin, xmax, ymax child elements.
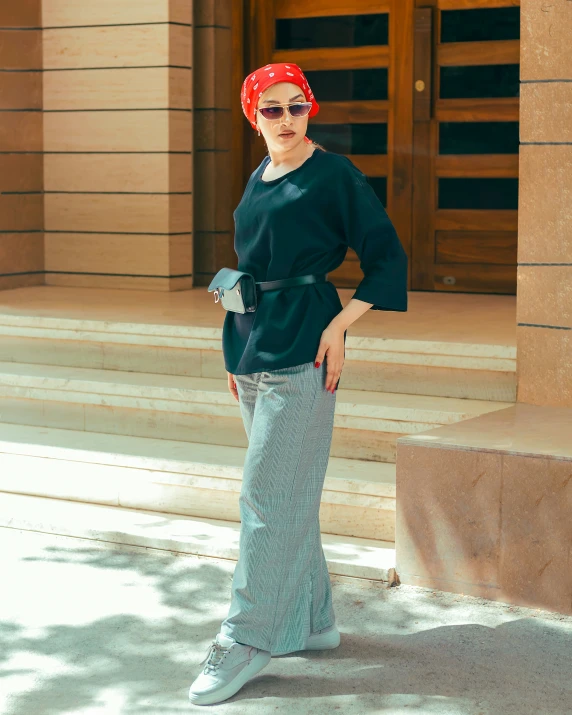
<box><xmin>517</xmin><ymin>0</ymin><xmax>572</xmax><ymax>407</ymax></box>
<box><xmin>0</xmin><ymin>0</ymin><xmax>44</xmax><ymax>290</ymax></box>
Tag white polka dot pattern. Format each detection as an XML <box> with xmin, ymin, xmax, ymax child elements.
<box><xmin>240</xmin><ymin>62</ymin><xmax>319</xmax><ymax>132</ymax></box>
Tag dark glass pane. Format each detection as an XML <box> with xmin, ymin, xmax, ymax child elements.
<box><xmin>307</xmin><ymin>124</ymin><xmax>387</xmax><ymax>155</ymax></box>
<box><xmin>276</xmin><ymin>14</ymin><xmax>389</xmax><ymax>50</ymax></box>
<box><xmin>304</xmin><ymin>69</ymin><xmax>388</xmax><ymax>101</ymax></box>
<box><xmin>438</xmin><ymin>178</ymin><xmax>518</xmax><ymax>210</ymax></box>
<box><xmin>441</xmin><ymin>8</ymin><xmax>520</xmax><ymax>43</ymax></box>
<box><xmin>367</xmin><ymin>177</ymin><xmax>387</xmax><ymax>207</ymax></box>
<box><xmin>440</xmin><ymin>65</ymin><xmax>519</xmax><ymax>98</ymax></box>
<box><xmin>439</xmin><ymin>122</ymin><xmax>519</xmax><ymax>154</ymax></box>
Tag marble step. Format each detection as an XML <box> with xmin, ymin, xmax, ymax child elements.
<box><xmin>0</xmin><ymin>362</ymin><xmax>513</xmax><ymax>463</ymax></box>
<box><xmin>0</xmin><ymin>491</ymin><xmax>398</xmax><ymax>582</ymax></box>
<box><xmin>0</xmin><ymin>315</ymin><xmax>517</xmax><ymax>401</ymax></box>
<box><xmin>0</xmin><ymin>423</ymin><xmax>396</xmax><ymax>541</ymax></box>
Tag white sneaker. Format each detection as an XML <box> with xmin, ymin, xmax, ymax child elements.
<box><xmin>188</xmin><ymin>633</ymin><xmax>271</xmax><ymax>705</ymax></box>
<box><xmin>306</xmin><ymin>624</ymin><xmax>340</xmax><ymax>651</ymax></box>
<box><xmin>272</xmin><ymin>624</ymin><xmax>341</xmax><ymax>656</ymax></box>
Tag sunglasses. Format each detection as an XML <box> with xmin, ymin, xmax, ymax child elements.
<box><xmin>256</xmin><ymin>102</ymin><xmax>313</xmax><ymax>121</ymax></box>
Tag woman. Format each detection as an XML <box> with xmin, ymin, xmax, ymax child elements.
<box><xmin>189</xmin><ymin>62</ymin><xmax>407</xmax><ymax>706</ymax></box>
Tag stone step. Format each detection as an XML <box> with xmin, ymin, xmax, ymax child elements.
<box><xmin>0</xmin><ymin>491</ymin><xmax>398</xmax><ymax>582</ymax></box>
<box><xmin>0</xmin><ymin>362</ymin><xmax>513</xmax><ymax>463</ymax></box>
<box><xmin>0</xmin><ymin>423</ymin><xmax>396</xmax><ymax>541</ymax></box>
<box><xmin>0</xmin><ymin>314</ymin><xmax>517</xmax><ymax>401</ymax></box>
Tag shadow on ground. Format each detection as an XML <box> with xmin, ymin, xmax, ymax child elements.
<box><xmin>2</xmin><ymin>528</ymin><xmax>571</xmax><ymax>715</ymax></box>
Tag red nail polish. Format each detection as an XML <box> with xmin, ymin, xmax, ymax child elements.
<box><xmin>315</xmin><ymin>361</ymin><xmax>321</xmax><ymax>368</ymax></box>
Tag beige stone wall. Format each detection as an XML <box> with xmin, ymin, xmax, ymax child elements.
<box><xmin>192</xmin><ymin>0</ymin><xmax>234</xmax><ymax>287</ymax></box>
<box><xmin>0</xmin><ymin>1</ymin><xmax>44</xmax><ymax>290</ymax></box>
<box><xmin>517</xmin><ymin>0</ymin><xmax>572</xmax><ymax>406</ymax></box>
<box><xmin>396</xmin><ymin>404</ymin><xmax>572</xmax><ymax>616</ymax></box>
<box><xmin>42</xmin><ymin>0</ymin><xmax>193</xmax><ymax>291</ymax></box>
<box><xmin>0</xmin><ymin>0</ymin><xmax>236</xmax><ymax>292</ymax></box>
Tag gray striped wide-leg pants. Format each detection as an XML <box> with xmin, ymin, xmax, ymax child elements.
<box><xmin>219</xmin><ymin>359</ymin><xmax>337</xmax><ymax>656</ymax></box>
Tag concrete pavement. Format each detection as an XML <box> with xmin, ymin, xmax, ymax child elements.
<box><xmin>1</xmin><ymin>527</ymin><xmax>571</xmax><ymax>715</ymax></box>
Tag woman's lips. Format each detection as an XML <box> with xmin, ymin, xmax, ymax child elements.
<box><xmin>279</xmin><ymin>131</ymin><xmax>295</xmax><ymax>137</ymax></box>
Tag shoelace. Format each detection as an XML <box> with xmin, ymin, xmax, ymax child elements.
<box><xmin>200</xmin><ymin>641</ymin><xmax>232</xmax><ymax>674</ymax></box>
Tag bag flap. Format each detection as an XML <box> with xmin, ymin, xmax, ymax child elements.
<box><xmin>208</xmin><ymin>267</ymin><xmax>253</xmax><ymax>292</ymax></box>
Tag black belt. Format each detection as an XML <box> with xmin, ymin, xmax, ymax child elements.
<box><xmin>256</xmin><ymin>274</ymin><xmax>327</xmax><ymax>292</ymax></box>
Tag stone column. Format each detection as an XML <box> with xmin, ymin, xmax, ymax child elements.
<box><xmin>42</xmin><ymin>0</ymin><xmax>193</xmax><ymax>291</ymax></box>
<box><xmin>0</xmin><ymin>1</ymin><xmax>44</xmax><ymax>290</ymax></box>
<box><xmin>517</xmin><ymin>0</ymin><xmax>572</xmax><ymax>406</ymax></box>
<box><xmin>192</xmin><ymin>0</ymin><xmax>234</xmax><ymax>287</ymax></box>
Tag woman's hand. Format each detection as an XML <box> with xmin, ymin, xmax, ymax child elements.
<box><xmin>227</xmin><ymin>371</ymin><xmax>239</xmax><ymax>401</ymax></box>
<box><xmin>315</xmin><ymin>323</ymin><xmax>345</xmax><ymax>393</ymax></box>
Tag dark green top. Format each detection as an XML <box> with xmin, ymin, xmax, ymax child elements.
<box><xmin>222</xmin><ymin>149</ymin><xmax>408</xmax><ymax>378</ymax></box>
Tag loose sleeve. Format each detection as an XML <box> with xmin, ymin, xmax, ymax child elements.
<box><xmin>335</xmin><ymin>157</ymin><xmax>408</xmax><ymax>312</ymax></box>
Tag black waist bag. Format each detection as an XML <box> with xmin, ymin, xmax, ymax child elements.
<box><xmin>208</xmin><ymin>267</ymin><xmax>327</xmax><ymax>314</ymax></box>
<box><xmin>208</xmin><ymin>268</ymin><xmax>258</xmax><ymax>313</ymax></box>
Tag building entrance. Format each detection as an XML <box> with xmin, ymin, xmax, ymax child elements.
<box><xmin>240</xmin><ymin>0</ymin><xmax>520</xmax><ymax>294</ymax></box>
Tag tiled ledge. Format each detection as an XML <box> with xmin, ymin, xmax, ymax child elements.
<box><xmin>0</xmin><ymin>492</ymin><xmax>397</xmax><ymax>583</ymax></box>
<box><xmin>0</xmin><ymin>285</ymin><xmax>517</xmax><ymax>344</ymax></box>
<box><xmin>0</xmin><ymin>316</ymin><xmax>517</xmax><ymax>364</ymax></box>
<box><xmin>0</xmin><ymin>285</ymin><xmax>517</xmax><ymax>356</ymax></box>
<box><xmin>397</xmin><ymin>403</ymin><xmax>572</xmax><ymax>461</ymax></box>
<box><xmin>396</xmin><ymin>403</ymin><xmax>572</xmax><ymax>616</ymax></box>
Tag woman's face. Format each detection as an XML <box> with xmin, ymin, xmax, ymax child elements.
<box><xmin>256</xmin><ymin>81</ymin><xmax>309</xmax><ymax>150</ymax></box>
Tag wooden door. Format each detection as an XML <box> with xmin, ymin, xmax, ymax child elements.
<box><xmin>242</xmin><ymin>0</ymin><xmax>414</xmax><ymax>292</ymax></box>
<box><xmin>411</xmin><ymin>0</ymin><xmax>520</xmax><ymax>294</ymax></box>
<box><xmin>237</xmin><ymin>0</ymin><xmax>520</xmax><ymax>295</ymax></box>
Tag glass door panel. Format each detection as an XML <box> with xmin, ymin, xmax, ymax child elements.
<box><xmin>412</xmin><ymin>0</ymin><xmax>520</xmax><ymax>294</ymax></box>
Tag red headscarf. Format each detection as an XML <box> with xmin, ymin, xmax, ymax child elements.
<box><xmin>241</xmin><ymin>62</ymin><xmax>319</xmax><ymax>144</ymax></box>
